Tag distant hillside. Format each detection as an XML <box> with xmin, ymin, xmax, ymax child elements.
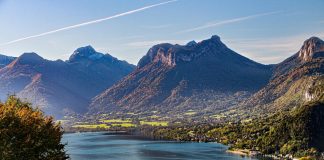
<box><xmin>0</xmin><ymin>54</ymin><xmax>15</xmax><ymax>68</ymax></box>
<box><xmin>90</xmin><ymin>35</ymin><xmax>273</xmax><ymax>116</ymax></box>
<box><xmin>234</xmin><ymin>37</ymin><xmax>324</xmax><ymax>118</ymax></box>
<box><xmin>0</xmin><ymin>46</ymin><xmax>135</xmax><ymax>118</ymax></box>
<box><xmin>209</xmin><ymin>98</ymin><xmax>324</xmax><ymax>158</ymax></box>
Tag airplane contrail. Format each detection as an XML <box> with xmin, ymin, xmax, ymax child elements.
<box><xmin>177</xmin><ymin>11</ymin><xmax>281</xmax><ymax>33</ymax></box>
<box><xmin>0</xmin><ymin>0</ymin><xmax>177</xmax><ymax>46</ymax></box>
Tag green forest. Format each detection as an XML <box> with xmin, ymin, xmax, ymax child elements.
<box><xmin>139</xmin><ymin>85</ymin><xmax>324</xmax><ymax>159</ymax></box>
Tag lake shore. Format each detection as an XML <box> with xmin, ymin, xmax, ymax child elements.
<box><xmin>226</xmin><ymin>149</ymin><xmax>249</xmax><ymax>156</ymax></box>
<box><xmin>63</xmin><ymin>132</ymin><xmax>252</xmax><ymax>160</ymax></box>
<box><xmin>63</xmin><ymin>130</ymin><xmax>285</xmax><ymax>159</ymax></box>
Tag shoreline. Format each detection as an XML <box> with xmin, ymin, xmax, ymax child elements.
<box><xmin>64</xmin><ymin>130</ymin><xmax>130</xmax><ymax>134</ymax></box>
<box><xmin>64</xmin><ymin>130</ymin><xmax>293</xmax><ymax>160</ymax></box>
<box><xmin>64</xmin><ymin>131</ymin><xmax>257</xmax><ymax>158</ymax></box>
<box><xmin>226</xmin><ymin>149</ymin><xmax>249</xmax><ymax>156</ymax></box>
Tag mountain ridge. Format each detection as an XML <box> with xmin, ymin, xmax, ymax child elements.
<box><xmin>90</xmin><ymin>35</ymin><xmax>273</xmax><ymax>116</ymax></box>
<box><xmin>0</xmin><ymin>46</ymin><xmax>135</xmax><ymax>118</ymax></box>
<box><xmin>232</xmin><ymin>36</ymin><xmax>324</xmax><ymax>118</ymax></box>
<box><xmin>0</xmin><ymin>54</ymin><xmax>16</xmax><ymax>68</ymax></box>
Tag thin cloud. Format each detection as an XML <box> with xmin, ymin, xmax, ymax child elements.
<box><xmin>178</xmin><ymin>11</ymin><xmax>281</xmax><ymax>34</ymax></box>
<box><xmin>224</xmin><ymin>32</ymin><xmax>324</xmax><ymax>64</ymax></box>
<box><xmin>141</xmin><ymin>24</ymin><xmax>172</xmax><ymax>29</ymax></box>
<box><xmin>126</xmin><ymin>39</ymin><xmax>190</xmax><ymax>49</ymax></box>
<box><xmin>0</xmin><ymin>0</ymin><xmax>177</xmax><ymax>46</ymax></box>
<box><xmin>115</xmin><ymin>35</ymin><xmax>145</xmax><ymax>41</ymax></box>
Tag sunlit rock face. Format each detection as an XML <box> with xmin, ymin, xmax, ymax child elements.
<box><xmin>238</xmin><ymin>37</ymin><xmax>324</xmax><ymax>116</ymax></box>
<box><xmin>298</xmin><ymin>37</ymin><xmax>324</xmax><ymax>61</ymax></box>
<box><xmin>137</xmin><ymin>35</ymin><xmax>239</xmax><ymax>68</ymax></box>
<box><xmin>305</xmin><ymin>90</ymin><xmax>315</xmax><ymax>102</ymax></box>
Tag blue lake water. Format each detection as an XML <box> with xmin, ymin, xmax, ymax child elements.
<box><xmin>63</xmin><ymin>132</ymin><xmax>254</xmax><ymax>160</ymax></box>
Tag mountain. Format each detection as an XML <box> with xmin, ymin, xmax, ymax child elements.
<box><xmin>0</xmin><ymin>46</ymin><xmax>135</xmax><ymax>118</ymax></box>
<box><xmin>67</xmin><ymin>46</ymin><xmax>135</xmax><ymax>89</ymax></box>
<box><xmin>236</xmin><ymin>37</ymin><xmax>324</xmax><ymax>117</ymax></box>
<box><xmin>90</xmin><ymin>35</ymin><xmax>273</xmax><ymax>116</ymax></box>
<box><xmin>0</xmin><ymin>54</ymin><xmax>15</xmax><ymax>68</ymax></box>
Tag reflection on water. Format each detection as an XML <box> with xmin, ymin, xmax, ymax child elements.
<box><xmin>63</xmin><ymin>132</ymin><xmax>254</xmax><ymax>160</ymax></box>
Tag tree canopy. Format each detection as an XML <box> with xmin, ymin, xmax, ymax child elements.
<box><xmin>0</xmin><ymin>96</ymin><xmax>68</xmax><ymax>160</ymax></box>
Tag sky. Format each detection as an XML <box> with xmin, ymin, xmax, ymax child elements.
<box><xmin>0</xmin><ymin>0</ymin><xmax>324</xmax><ymax>65</ymax></box>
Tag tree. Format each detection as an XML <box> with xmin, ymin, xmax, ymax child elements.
<box><xmin>0</xmin><ymin>96</ymin><xmax>69</xmax><ymax>160</ymax></box>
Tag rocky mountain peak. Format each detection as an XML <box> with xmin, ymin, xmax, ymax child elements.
<box><xmin>186</xmin><ymin>40</ymin><xmax>197</xmax><ymax>47</ymax></box>
<box><xmin>20</xmin><ymin>52</ymin><xmax>42</xmax><ymax>59</ymax></box>
<box><xmin>298</xmin><ymin>37</ymin><xmax>324</xmax><ymax>61</ymax></box>
<box><xmin>137</xmin><ymin>35</ymin><xmax>230</xmax><ymax>68</ymax></box>
<box><xmin>199</xmin><ymin>35</ymin><xmax>227</xmax><ymax>49</ymax></box>
<box><xmin>69</xmin><ymin>45</ymin><xmax>104</xmax><ymax>62</ymax></box>
<box><xmin>210</xmin><ymin>35</ymin><xmax>221</xmax><ymax>41</ymax></box>
<box><xmin>14</xmin><ymin>52</ymin><xmax>44</xmax><ymax>65</ymax></box>
<box><xmin>75</xmin><ymin>45</ymin><xmax>96</xmax><ymax>53</ymax></box>
<box><xmin>137</xmin><ymin>43</ymin><xmax>174</xmax><ymax>68</ymax></box>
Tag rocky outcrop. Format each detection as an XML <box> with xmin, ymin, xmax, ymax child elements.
<box><xmin>137</xmin><ymin>35</ymin><xmax>229</xmax><ymax>68</ymax></box>
<box><xmin>305</xmin><ymin>79</ymin><xmax>324</xmax><ymax>102</ymax></box>
<box><xmin>236</xmin><ymin>37</ymin><xmax>324</xmax><ymax>117</ymax></box>
<box><xmin>298</xmin><ymin>37</ymin><xmax>324</xmax><ymax>61</ymax></box>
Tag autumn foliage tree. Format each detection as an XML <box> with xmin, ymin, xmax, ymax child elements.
<box><xmin>0</xmin><ymin>96</ymin><xmax>68</xmax><ymax>160</ymax></box>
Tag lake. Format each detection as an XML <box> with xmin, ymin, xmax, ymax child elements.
<box><xmin>63</xmin><ymin>132</ymin><xmax>254</xmax><ymax>160</ymax></box>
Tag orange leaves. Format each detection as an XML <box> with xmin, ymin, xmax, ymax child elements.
<box><xmin>0</xmin><ymin>95</ymin><xmax>68</xmax><ymax>159</ymax></box>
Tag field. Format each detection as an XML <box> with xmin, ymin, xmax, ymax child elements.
<box><xmin>184</xmin><ymin>111</ymin><xmax>197</xmax><ymax>115</ymax></box>
<box><xmin>100</xmin><ymin>119</ymin><xmax>132</xmax><ymax>123</ymax></box>
<box><xmin>111</xmin><ymin>123</ymin><xmax>137</xmax><ymax>127</ymax></box>
<box><xmin>71</xmin><ymin>119</ymin><xmax>169</xmax><ymax>129</ymax></box>
<box><xmin>140</xmin><ymin>121</ymin><xmax>168</xmax><ymax>126</ymax></box>
<box><xmin>72</xmin><ymin>124</ymin><xmax>110</xmax><ymax>129</ymax></box>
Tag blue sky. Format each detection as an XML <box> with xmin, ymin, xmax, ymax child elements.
<box><xmin>0</xmin><ymin>0</ymin><xmax>323</xmax><ymax>64</ymax></box>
